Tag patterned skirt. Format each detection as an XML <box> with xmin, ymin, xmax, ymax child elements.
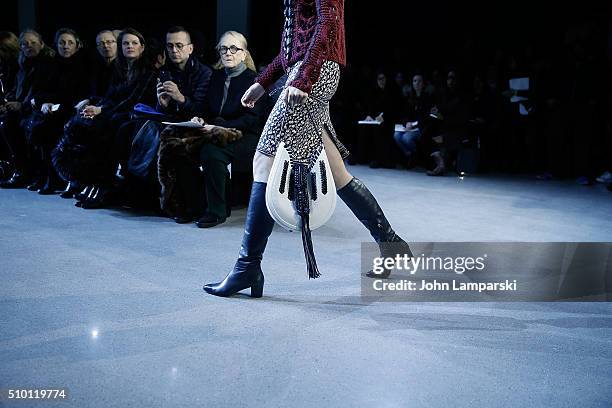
<box><xmin>256</xmin><ymin>60</ymin><xmax>350</xmax><ymax>166</ymax></box>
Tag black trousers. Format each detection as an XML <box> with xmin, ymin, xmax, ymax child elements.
<box><xmin>0</xmin><ymin>111</ymin><xmax>29</xmax><ymax>175</ymax></box>
<box><xmin>199</xmin><ymin>136</ymin><xmax>257</xmax><ymax>218</ymax></box>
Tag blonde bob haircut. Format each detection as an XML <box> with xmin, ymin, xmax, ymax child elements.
<box><xmin>213</xmin><ymin>30</ymin><xmax>256</xmax><ymax>72</ymax></box>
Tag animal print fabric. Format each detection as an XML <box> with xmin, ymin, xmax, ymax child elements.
<box><xmin>256</xmin><ymin>60</ymin><xmax>349</xmax><ymax>167</ymax></box>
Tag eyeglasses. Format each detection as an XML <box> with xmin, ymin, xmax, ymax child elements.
<box><xmin>217</xmin><ymin>45</ymin><xmax>244</xmax><ymax>55</ymax></box>
<box><xmin>97</xmin><ymin>40</ymin><xmax>116</xmax><ymax>47</ymax></box>
<box><xmin>20</xmin><ymin>41</ymin><xmax>41</xmax><ymax>48</ymax></box>
<box><xmin>166</xmin><ymin>42</ymin><xmax>191</xmax><ymax>51</ymax></box>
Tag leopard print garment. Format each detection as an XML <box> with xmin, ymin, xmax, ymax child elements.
<box><xmin>256</xmin><ymin>60</ymin><xmax>350</xmax><ymax>167</ymax></box>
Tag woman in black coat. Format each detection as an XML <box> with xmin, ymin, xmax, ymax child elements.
<box><xmin>194</xmin><ymin>31</ymin><xmax>267</xmax><ymax>228</ymax></box>
<box><xmin>24</xmin><ymin>28</ymin><xmax>90</xmax><ymax>194</ymax></box>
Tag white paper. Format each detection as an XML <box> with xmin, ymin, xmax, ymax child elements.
<box><xmin>358</xmin><ymin>120</ymin><xmax>381</xmax><ymax>125</ymax></box>
<box><xmin>51</xmin><ymin>104</ymin><xmax>61</xmax><ymax>112</ymax></box>
<box><xmin>162</xmin><ymin>121</ymin><xmax>204</xmax><ymax>128</ymax></box>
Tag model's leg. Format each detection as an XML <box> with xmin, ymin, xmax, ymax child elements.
<box><xmin>203</xmin><ymin>151</ymin><xmax>276</xmax><ymax>297</ymax></box>
<box><xmin>322</xmin><ymin>128</ymin><xmax>413</xmax><ymax>278</ymax></box>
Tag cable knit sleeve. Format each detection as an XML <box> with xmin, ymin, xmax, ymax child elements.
<box><xmin>255</xmin><ymin>52</ymin><xmax>285</xmax><ymax>91</ymax></box>
<box><xmin>289</xmin><ymin>0</ymin><xmax>341</xmax><ymax>94</ymax></box>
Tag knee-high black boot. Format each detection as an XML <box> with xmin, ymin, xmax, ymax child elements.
<box><xmin>203</xmin><ymin>182</ymin><xmax>275</xmax><ymax>297</ymax></box>
<box><xmin>337</xmin><ymin>177</ymin><xmax>412</xmax><ymax>278</ymax></box>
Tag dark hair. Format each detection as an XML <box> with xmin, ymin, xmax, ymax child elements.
<box><xmin>166</xmin><ymin>26</ymin><xmax>191</xmax><ymax>43</ymax></box>
<box><xmin>54</xmin><ymin>27</ymin><xmax>82</xmax><ymax>50</ymax></box>
<box><xmin>143</xmin><ymin>36</ymin><xmax>165</xmax><ymax>67</ymax></box>
<box><xmin>114</xmin><ymin>28</ymin><xmax>146</xmax><ymax>82</ymax></box>
<box><xmin>0</xmin><ymin>31</ymin><xmax>19</xmax><ymax>62</ymax></box>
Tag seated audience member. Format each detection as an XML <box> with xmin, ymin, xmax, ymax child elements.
<box><xmin>394</xmin><ymin>71</ymin><xmax>411</xmax><ymax>99</ymax></box>
<box><xmin>427</xmin><ymin>69</ymin><xmax>472</xmax><ymax>176</ymax></box>
<box><xmin>23</xmin><ymin>28</ymin><xmax>89</xmax><ymax>194</ymax></box>
<box><xmin>90</xmin><ymin>30</ymin><xmax>118</xmax><ymax>97</ymax></box>
<box><xmin>393</xmin><ymin>73</ymin><xmax>434</xmax><ymax>167</ymax></box>
<box><xmin>156</xmin><ymin>26</ymin><xmax>212</xmax><ymax>120</ymax></box>
<box><xmin>0</xmin><ymin>29</ymin><xmax>55</xmax><ymax>188</ymax></box>
<box><xmin>362</xmin><ymin>71</ymin><xmax>389</xmax><ymax>123</ymax></box>
<box><xmin>164</xmin><ymin>31</ymin><xmax>265</xmax><ymax>227</ymax></box>
<box><xmin>0</xmin><ymin>31</ymin><xmax>20</xmax><ymax>174</ymax></box>
<box><xmin>357</xmin><ymin>70</ymin><xmax>401</xmax><ymax>168</ymax></box>
<box><xmin>195</xmin><ymin>31</ymin><xmax>267</xmax><ymax>227</ymax></box>
<box><xmin>52</xmin><ymin>28</ymin><xmax>160</xmax><ymax>208</ymax></box>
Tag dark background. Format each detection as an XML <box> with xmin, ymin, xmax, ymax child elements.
<box><xmin>2</xmin><ymin>1</ymin><xmax>610</xmax><ymax>70</ymax></box>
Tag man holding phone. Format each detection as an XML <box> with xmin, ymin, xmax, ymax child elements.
<box><xmin>157</xmin><ymin>26</ymin><xmax>212</xmax><ymax>119</ymax></box>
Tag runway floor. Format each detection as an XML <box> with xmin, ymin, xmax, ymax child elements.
<box><xmin>1</xmin><ymin>165</ymin><xmax>611</xmax><ymax>407</ymax></box>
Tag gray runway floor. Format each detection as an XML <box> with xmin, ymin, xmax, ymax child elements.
<box><xmin>1</xmin><ymin>166</ymin><xmax>611</xmax><ymax>407</ymax></box>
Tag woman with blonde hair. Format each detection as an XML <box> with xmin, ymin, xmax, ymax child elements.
<box><xmin>189</xmin><ymin>30</ymin><xmax>267</xmax><ymax>226</ymax></box>
<box><xmin>212</xmin><ymin>30</ymin><xmax>256</xmax><ymax>72</ymax></box>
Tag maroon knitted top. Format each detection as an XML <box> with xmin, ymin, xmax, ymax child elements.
<box><xmin>255</xmin><ymin>0</ymin><xmax>346</xmax><ymax>94</ymax></box>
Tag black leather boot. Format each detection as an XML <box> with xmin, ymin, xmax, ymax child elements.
<box><xmin>337</xmin><ymin>177</ymin><xmax>412</xmax><ymax>278</ymax></box>
<box><xmin>203</xmin><ymin>182</ymin><xmax>275</xmax><ymax>298</ymax></box>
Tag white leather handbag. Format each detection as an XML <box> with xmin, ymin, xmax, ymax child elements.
<box><xmin>266</xmin><ymin>141</ymin><xmax>337</xmax><ymax>279</ymax></box>
<box><xmin>266</xmin><ymin>141</ymin><xmax>336</xmax><ymax>231</ymax></box>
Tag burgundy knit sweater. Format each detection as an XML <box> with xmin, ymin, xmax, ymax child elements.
<box><xmin>255</xmin><ymin>0</ymin><xmax>346</xmax><ymax>94</ymax></box>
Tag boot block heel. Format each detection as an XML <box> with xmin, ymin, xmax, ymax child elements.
<box><xmin>250</xmin><ymin>282</ymin><xmax>264</xmax><ymax>298</ymax></box>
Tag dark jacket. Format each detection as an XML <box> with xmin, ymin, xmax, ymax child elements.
<box><xmin>6</xmin><ymin>53</ymin><xmax>55</xmax><ymax>116</ymax></box>
<box><xmin>399</xmin><ymin>91</ymin><xmax>435</xmax><ymax>128</ymax></box>
<box><xmin>435</xmin><ymin>87</ymin><xmax>472</xmax><ymax>139</ymax></box>
<box><xmin>157</xmin><ymin>56</ymin><xmax>212</xmax><ymax>119</ymax></box>
<box><xmin>100</xmin><ymin>66</ymin><xmax>158</xmax><ymax>116</ymax></box>
<box><xmin>36</xmin><ymin>52</ymin><xmax>90</xmax><ymax>114</ymax></box>
<box><xmin>205</xmin><ymin>68</ymin><xmax>266</xmax><ymax>141</ymax></box>
<box><xmin>0</xmin><ymin>58</ymin><xmax>18</xmax><ymax>100</ymax></box>
<box><xmin>89</xmin><ymin>54</ymin><xmax>116</xmax><ymax>97</ymax></box>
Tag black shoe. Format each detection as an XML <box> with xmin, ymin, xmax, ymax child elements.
<box><xmin>26</xmin><ymin>179</ymin><xmax>44</xmax><ymax>191</ymax></box>
<box><xmin>173</xmin><ymin>214</ymin><xmax>195</xmax><ymax>224</ymax></box>
<box><xmin>196</xmin><ymin>213</ymin><xmax>227</xmax><ymax>228</ymax></box>
<box><xmin>74</xmin><ymin>185</ymin><xmax>93</xmax><ymax>201</ymax></box>
<box><xmin>60</xmin><ymin>182</ymin><xmax>80</xmax><ymax>199</ymax></box>
<box><xmin>81</xmin><ymin>186</ymin><xmax>111</xmax><ymax>209</ymax></box>
<box><xmin>77</xmin><ymin>186</ymin><xmax>99</xmax><ymax>208</ymax></box>
<box><xmin>0</xmin><ymin>172</ymin><xmax>29</xmax><ymax>189</ymax></box>
<box><xmin>37</xmin><ymin>178</ymin><xmax>62</xmax><ymax>195</ymax></box>
<box><xmin>338</xmin><ymin>177</ymin><xmax>413</xmax><ymax>279</ymax></box>
<box><xmin>37</xmin><ymin>186</ymin><xmax>58</xmax><ymax>195</ymax></box>
<box><xmin>203</xmin><ymin>182</ymin><xmax>275</xmax><ymax>297</ymax></box>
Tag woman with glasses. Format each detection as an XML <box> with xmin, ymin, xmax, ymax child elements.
<box><xmin>189</xmin><ymin>30</ymin><xmax>267</xmax><ymax>227</ymax></box>
<box><xmin>203</xmin><ymin>0</ymin><xmax>412</xmax><ymax>298</ymax></box>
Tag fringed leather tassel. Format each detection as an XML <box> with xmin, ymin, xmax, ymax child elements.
<box><xmin>293</xmin><ymin>163</ymin><xmax>320</xmax><ymax>279</ymax></box>
<box><xmin>300</xmin><ymin>213</ymin><xmax>320</xmax><ymax>279</ymax></box>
